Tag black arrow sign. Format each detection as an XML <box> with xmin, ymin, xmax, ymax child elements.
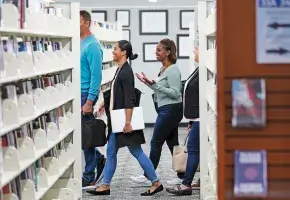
<box><xmin>266</xmin><ymin>48</ymin><xmax>289</xmax><ymax>55</ymax></box>
<box><xmin>268</xmin><ymin>22</ymin><xmax>290</xmax><ymax>29</ymax></box>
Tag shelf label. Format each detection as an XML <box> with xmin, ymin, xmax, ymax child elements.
<box><xmin>256</xmin><ymin>0</ymin><xmax>290</xmax><ymax>63</ymax></box>
<box><xmin>234</xmin><ymin>150</ymin><xmax>267</xmax><ymax>197</ymax></box>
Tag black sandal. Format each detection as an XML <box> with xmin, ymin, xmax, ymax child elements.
<box><xmin>140</xmin><ymin>184</ymin><xmax>164</xmax><ymax>196</ymax></box>
<box><xmin>86</xmin><ymin>187</ymin><xmax>110</xmax><ymax>196</ymax></box>
<box><xmin>166</xmin><ymin>185</ymin><xmax>192</xmax><ymax>196</ymax></box>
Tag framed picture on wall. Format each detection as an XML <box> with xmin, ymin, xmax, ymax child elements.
<box><xmin>143</xmin><ymin>43</ymin><xmax>158</xmax><ymax>62</ymax></box>
<box><xmin>91</xmin><ymin>10</ymin><xmax>107</xmax><ymax>22</ymax></box>
<box><xmin>177</xmin><ymin>34</ymin><xmax>192</xmax><ymax>59</ymax></box>
<box><xmin>180</xmin><ymin>10</ymin><xmax>195</xmax><ymax>30</ymax></box>
<box><xmin>139</xmin><ymin>10</ymin><xmax>168</xmax><ymax>35</ymax></box>
<box><xmin>116</xmin><ymin>10</ymin><xmax>130</xmax><ymax>27</ymax></box>
<box><xmin>122</xmin><ymin>29</ymin><xmax>131</xmax><ymax>41</ymax></box>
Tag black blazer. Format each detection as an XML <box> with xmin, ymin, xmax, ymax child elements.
<box><xmin>103</xmin><ymin>62</ymin><xmax>145</xmax><ymax>148</ymax></box>
<box><xmin>183</xmin><ymin>68</ymin><xmax>199</xmax><ymax>119</ymax></box>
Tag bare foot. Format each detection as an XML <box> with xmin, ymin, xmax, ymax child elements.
<box><xmin>149</xmin><ymin>181</ymin><xmax>161</xmax><ymax>193</ymax></box>
<box><xmin>95</xmin><ymin>185</ymin><xmax>110</xmax><ymax>192</ymax></box>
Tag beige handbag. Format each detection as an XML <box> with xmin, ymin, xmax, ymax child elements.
<box><xmin>172</xmin><ymin>132</ymin><xmax>200</xmax><ymax>173</ymax></box>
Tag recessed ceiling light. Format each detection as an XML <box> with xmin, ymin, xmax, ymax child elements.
<box><xmin>148</xmin><ymin>0</ymin><xmax>158</xmax><ymax>2</ymax></box>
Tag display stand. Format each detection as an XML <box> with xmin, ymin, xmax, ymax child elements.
<box><xmin>198</xmin><ymin>1</ymin><xmax>217</xmax><ymax>200</ymax></box>
<box><xmin>217</xmin><ymin>0</ymin><xmax>290</xmax><ymax>199</ymax></box>
<box><xmin>0</xmin><ymin>2</ymin><xmax>83</xmax><ymax>200</ymax></box>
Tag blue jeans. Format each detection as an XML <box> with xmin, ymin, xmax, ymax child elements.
<box><xmin>81</xmin><ymin>92</ymin><xmax>102</xmax><ymax>184</ymax></box>
<box><xmin>102</xmin><ymin>133</ymin><xmax>159</xmax><ymax>185</ymax></box>
<box><xmin>182</xmin><ymin>121</ymin><xmax>200</xmax><ymax>186</ymax></box>
<box><xmin>147</xmin><ymin>103</ymin><xmax>184</xmax><ymax>179</ymax></box>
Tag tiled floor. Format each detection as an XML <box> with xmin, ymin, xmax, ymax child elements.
<box><xmin>82</xmin><ymin>127</ymin><xmax>200</xmax><ymax>200</ymax></box>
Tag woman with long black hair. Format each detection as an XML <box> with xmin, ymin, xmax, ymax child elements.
<box><xmin>86</xmin><ymin>40</ymin><xmax>163</xmax><ymax>196</ymax></box>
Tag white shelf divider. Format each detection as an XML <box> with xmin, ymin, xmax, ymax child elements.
<box><xmin>198</xmin><ymin>0</ymin><xmax>217</xmax><ymax>199</ymax></box>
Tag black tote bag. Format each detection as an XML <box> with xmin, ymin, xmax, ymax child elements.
<box><xmin>81</xmin><ymin>116</ymin><xmax>107</xmax><ymax>149</ymax></box>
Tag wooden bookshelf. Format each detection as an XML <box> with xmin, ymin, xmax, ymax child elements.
<box><xmin>217</xmin><ymin>0</ymin><xmax>290</xmax><ymax>199</ymax></box>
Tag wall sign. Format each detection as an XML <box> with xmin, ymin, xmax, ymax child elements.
<box><xmin>256</xmin><ymin>0</ymin><xmax>290</xmax><ymax>63</ymax></box>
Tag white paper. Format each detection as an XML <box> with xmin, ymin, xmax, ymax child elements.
<box><xmin>256</xmin><ymin>0</ymin><xmax>290</xmax><ymax>63</ymax></box>
<box><xmin>91</xmin><ymin>13</ymin><xmax>106</xmax><ymax>22</ymax></box>
<box><xmin>117</xmin><ymin>11</ymin><xmax>129</xmax><ymax>27</ymax></box>
<box><xmin>141</xmin><ymin>12</ymin><xmax>166</xmax><ymax>33</ymax></box>
<box><xmin>110</xmin><ymin>107</ymin><xmax>145</xmax><ymax>133</ymax></box>
<box><xmin>181</xmin><ymin>11</ymin><xmax>195</xmax><ymax>29</ymax></box>
<box><xmin>122</xmin><ymin>30</ymin><xmax>130</xmax><ymax>41</ymax></box>
<box><xmin>144</xmin><ymin>43</ymin><xmax>157</xmax><ymax>61</ymax></box>
<box><xmin>179</xmin><ymin>36</ymin><xmax>192</xmax><ymax>57</ymax></box>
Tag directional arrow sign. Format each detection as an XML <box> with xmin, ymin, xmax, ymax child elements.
<box><xmin>268</xmin><ymin>22</ymin><xmax>290</xmax><ymax>29</ymax></box>
<box><xmin>266</xmin><ymin>48</ymin><xmax>289</xmax><ymax>55</ymax></box>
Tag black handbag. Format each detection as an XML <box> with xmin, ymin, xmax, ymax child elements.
<box><xmin>81</xmin><ymin>116</ymin><xmax>107</xmax><ymax>149</ymax></box>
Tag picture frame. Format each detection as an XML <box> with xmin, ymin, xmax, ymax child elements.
<box><xmin>139</xmin><ymin>10</ymin><xmax>168</xmax><ymax>35</ymax></box>
<box><xmin>122</xmin><ymin>29</ymin><xmax>131</xmax><ymax>42</ymax></box>
<box><xmin>91</xmin><ymin>10</ymin><xmax>107</xmax><ymax>22</ymax></box>
<box><xmin>143</xmin><ymin>43</ymin><xmax>158</xmax><ymax>62</ymax></box>
<box><xmin>180</xmin><ymin>10</ymin><xmax>195</xmax><ymax>30</ymax></box>
<box><xmin>177</xmin><ymin>34</ymin><xmax>192</xmax><ymax>59</ymax></box>
<box><xmin>116</xmin><ymin>10</ymin><xmax>130</xmax><ymax>27</ymax></box>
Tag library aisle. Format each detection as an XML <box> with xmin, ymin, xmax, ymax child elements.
<box><xmin>82</xmin><ymin>128</ymin><xmax>200</xmax><ymax>200</ymax></box>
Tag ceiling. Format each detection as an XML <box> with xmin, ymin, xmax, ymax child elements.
<box><xmin>79</xmin><ymin>0</ymin><xmax>196</xmax><ymax>8</ymax></box>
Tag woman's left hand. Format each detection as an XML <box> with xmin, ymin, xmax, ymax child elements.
<box><xmin>123</xmin><ymin>122</ymin><xmax>133</xmax><ymax>134</ymax></box>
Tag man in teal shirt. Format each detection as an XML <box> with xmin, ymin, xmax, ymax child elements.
<box><xmin>80</xmin><ymin>10</ymin><xmax>105</xmax><ymax>187</ymax></box>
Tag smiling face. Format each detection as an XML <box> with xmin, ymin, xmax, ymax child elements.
<box><xmin>112</xmin><ymin>42</ymin><xmax>126</xmax><ymax>62</ymax></box>
<box><xmin>155</xmin><ymin>43</ymin><xmax>169</xmax><ymax>62</ymax></box>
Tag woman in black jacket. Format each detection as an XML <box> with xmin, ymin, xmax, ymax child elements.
<box><xmin>166</xmin><ymin>46</ymin><xmax>200</xmax><ymax>195</ymax></box>
<box><xmin>87</xmin><ymin>40</ymin><xmax>163</xmax><ymax>196</ymax></box>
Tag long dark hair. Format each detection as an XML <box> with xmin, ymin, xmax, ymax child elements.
<box><xmin>118</xmin><ymin>40</ymin><xmax>138</xmax><ymax>60</ymax></box>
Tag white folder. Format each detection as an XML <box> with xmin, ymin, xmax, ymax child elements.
<box><xmin>110</xmin><ymin>107</ymin><xmax>145</xmax><ymax>133</ymax></box>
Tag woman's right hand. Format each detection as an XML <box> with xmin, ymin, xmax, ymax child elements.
<box><xmin>135</xmin><ymin>73</ymin><xmax>146</xmax><ymax>84</ymax></box>
<box><xmin>94</xmin><ymin>101</ymin><xmax>105</xmax><ymax>117</ymax></box>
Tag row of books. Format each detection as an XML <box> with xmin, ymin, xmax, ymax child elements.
<box><xmin>1</xmin><ymin>109</ymin><xmax>69</xmax><ymax>195</ymax></box>
<box><xmin>103</xmin><ymin>62</ymin><xmax>115</xmax><ymax>70</ymax></box>
<box><xmin>0</xmin><ymin>74</ymin><xmax>66</xmax><ymax>129</ymax></box>
<box><xmin>93</xmin><ymin>21</ymin><xmax>120</xmax><ymax>31</ymax></box>
<box><xmin>1</xmin><ymin>36</ymin><xmax>63</xmax><ymax>57</ymax></box>
<box><xmin>0</xmin><ymin>37</ymin><xmax>64</xmax><ymax>78</ymax></box>
<box><xmin>0</xmin><ymin>1</ymin><xmax>65</xmax><ymax>28</ymax></box>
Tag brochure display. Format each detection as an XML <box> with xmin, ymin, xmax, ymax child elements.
<box><xmin>216</xmin><ymin>0</ymin><xmax>290</xmax><ymax>199</ymax></box>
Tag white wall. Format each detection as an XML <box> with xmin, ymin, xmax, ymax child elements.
<box><xmin>81</xmin><ymin>1</ymin><xmax>196</xmax><ymax>123</ymax></box>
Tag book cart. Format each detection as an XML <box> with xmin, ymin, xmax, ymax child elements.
<box><xmin>216</xmin><ymin>0</ymin><xmax>290</xmax><ymax>199</ymax></box>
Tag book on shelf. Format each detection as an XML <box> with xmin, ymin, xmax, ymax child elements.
<box><xmin>234</xmin><ymin>150</ymin><xmax>267</xmax><ymax>197</ymax></box>
<box><xmin>231</xmin><ymin>79</ymin><xmax>266</xmax><ymax>127</ymax></box>
<box><xmin>2</xmin><ymin>0</ymin><xmax>26</xmax><ymax>29</ymax></box>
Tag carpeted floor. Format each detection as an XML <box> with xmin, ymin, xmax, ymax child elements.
<box><xmin>82</xmin><ymin>127</ymin><xmax>200</xmax><ymax>200</ymax></box>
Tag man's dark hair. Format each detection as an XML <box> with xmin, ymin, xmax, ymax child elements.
<box><xmin>80</xmin><ymin>10</ymin><xmax>91</xmax><ymax>26</ymax></box>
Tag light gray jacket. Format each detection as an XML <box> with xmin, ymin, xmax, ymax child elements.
<box><xmin>148</xmin><ymin>64</ymin><xmax>182</xmax><ymax>107</ymax></box>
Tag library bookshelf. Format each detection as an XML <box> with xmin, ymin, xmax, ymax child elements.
<box><xmin>198</xmin><ymin>1</ymin><xmax>217</xmax><ymax>200</ymax></box>
<box><xmin>0</xmin><ymin>2</ymin><xmax>122</xmax><ymax>199</ymax></box>
<box><xmin>1</xmin><ymin>2</ymin><xmax>100</xmax><ymax>200</ymax></box>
